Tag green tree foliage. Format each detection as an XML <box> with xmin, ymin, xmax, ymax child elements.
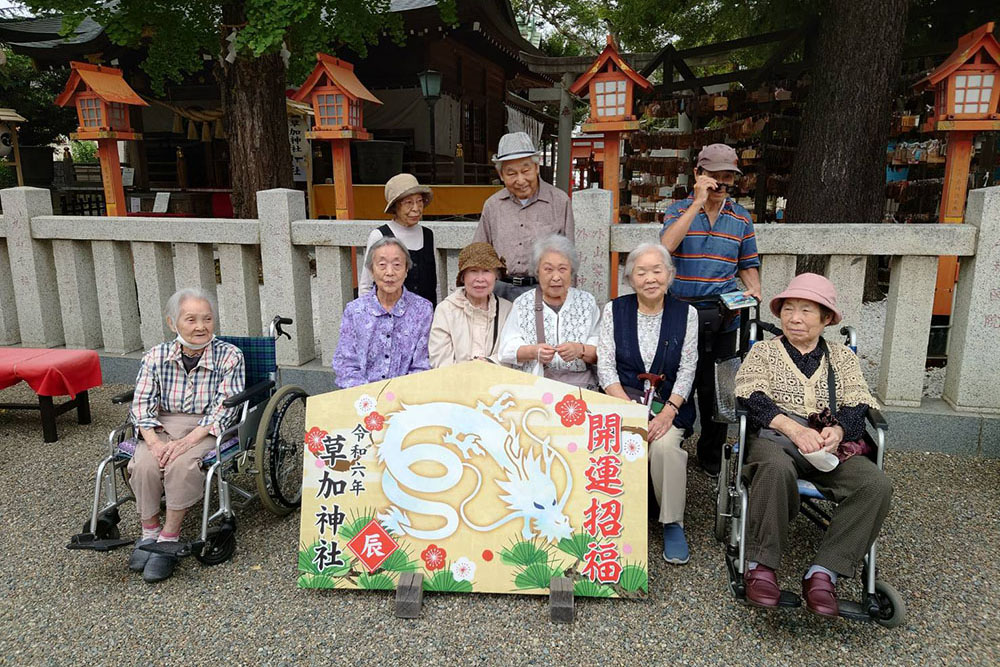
<box><xmin>0</xmin><ymin>50</ymin><xmax>78</xmax><ymax>145</ymax></box>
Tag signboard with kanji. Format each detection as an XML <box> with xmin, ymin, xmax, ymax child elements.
<box><xmin>297</xmin><ymin>362</ymin><xmax>650</xmax><ymax>598</ymax></box>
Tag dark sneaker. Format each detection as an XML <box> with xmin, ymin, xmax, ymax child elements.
<box><xmin>128</xmin><ymin>538</ymin><xmax>156</xmax><ymax>572</ymax></box>
<box><xmin>662</xmin><ymin>523</ymin><xmax>690</xmax><ymax>565</ymax></box>
<box><xmin>142</xmin><ymin>552</ymin><xmax>177</xmax><ymax>583</ymax></box>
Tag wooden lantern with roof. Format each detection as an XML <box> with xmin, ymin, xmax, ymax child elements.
<box><xmin>569</xmin><ymin>36</ymin><xmax>653</xmax><ymax>298</ymax></box>
<box><xmin>293</xmin><ymin>53</ymin><xmax>383</xmax><ymax>221</ymax></box>
<box><xmin>55</xmin><ymin>62</ymin><xmax>148</xmax><ymax>216</ymax></box>
<box><xmin>914</xmin><ymin>23</ymin><xmax>1000</xmax><ymax>316</ymax></box>
<box><xmin>0</xmin><ymin>108</ymin><xmax>28</xmax><ymax>186</ymax></box>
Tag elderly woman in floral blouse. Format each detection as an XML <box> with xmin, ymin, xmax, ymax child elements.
<box><xmin>128</xmin><ymin>287</ymin><xmax>245</xmax><ymax>583</ymax></box>
<box><xmin>333</xmin><ymin>236</ymin><xmax>433</xmax><ymax>388</ymax></box>
<box><xmin>497</xmin><ymin>234</ymin><xmax>600</xmax><ymax>388</ymax></box>
<box><xmin>597</xmin><ymin>243</ymin><xmax>698</xmax><ymax>565</ymax></box>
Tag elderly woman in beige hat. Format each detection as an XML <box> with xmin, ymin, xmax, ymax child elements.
<box><xmin>359</xmin><ymin>173</ymin><xmax>439</xmax><ymax>305</ymax></box>
<box><xmin>428</xmin><ymin>242</ymin><xmax>513</xmax><ymax>367</ymax></box>
<box><xmin>734</xmin><ymin>273</ymin><xmax>891</xmax><ymax>619</ymax></box>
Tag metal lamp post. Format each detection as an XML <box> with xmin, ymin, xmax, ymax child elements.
<box><xmin>418</xmin><ymin>69</ymin><xmax>442</xmax><ymax>183</ymax></box>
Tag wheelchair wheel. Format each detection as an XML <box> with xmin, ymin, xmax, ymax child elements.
<box><xmin>873</xmin><ymin>580</ymin><xmax>906</xmax><ymax>628</ymax></box>
<box><xmin>714</xmin><ymin>458</ymin><xmax>731</xmax><ymax>542</ymax></box>
<box><xmin>196</xmin><ymin>517</ymin><xmax>237</xmax><ymax>566</ymax></box>
<box><xmin>254</xmin><ymin>384</ymin><xmax>307</xmax><ymax>516</ymax></box>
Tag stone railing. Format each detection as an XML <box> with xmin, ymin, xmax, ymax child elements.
<box><xmin>1</xmin><ymin>184</ymin><xmax>998</xmax><ymax>416</ymax></box>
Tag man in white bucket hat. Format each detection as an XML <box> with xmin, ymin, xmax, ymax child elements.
<box><xmin>473</xmin><ymin>131</ymin><xmax>574</xmax><ymax>301</ymax></box>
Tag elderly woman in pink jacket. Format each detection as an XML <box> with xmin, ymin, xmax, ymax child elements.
<box><xmin>428</xmin><ymin>243</ymin><xmax>512</xmax><ymax>367</ymax></box>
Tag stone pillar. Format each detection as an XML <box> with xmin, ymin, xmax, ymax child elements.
<box><xmin>0</xmin><ymin>187</ymin><xmax>64</xmax><ymax>347</ymax></box>
<box><xmin>572</xmin><ymin>187</ymin><xmax>612</xmax><ymax>307</ymax></box>
<box><xmin>825</xmin><ymin>255</ymin><xmax>865</xmax><ymax>328</ymax></box>
<box><xmin>131</xmin><ymin>241</ymin><xmax>175</xmax><ymax>350</ymax></box>
<box><xmin>758</xmin><ymin>254</ymin><xmax>796</xmax><ymax>326</ymax></box>
<box><xmin>877</xmin><ymin>255</ymin><xmax>936</xmax><ymax>407</ymax></box>
<box><xmin>314</xmin><ymin>246</ymin><xmax>354</xmax><ymax>367</ymax></box>
<box><xmin>0</xmin><ymin>239</ymin><xmax>20</xmax><ymax>344</ymax></box>
<box><xmin>217</xmin><ymin>244</ymin><xmax>262</xmax><ymax>337</ymax></box>
<box><xmin>174</xmin><ymin>242</ymin><xmax>218</xmax><ymax>302</ymax></box>
<box><xmin>52</xmin><ymin>240</ymin><xmax>103</xmax><ymax>348</ymax></box>
<box><xmin>258</xmin><ymin>189</ymin><xmax>315</xmax><ymax>365</ymax></box>
<box><xmin>943</xmin><ymin>186</ymin><xmax>1000</xmax><ymax>412</ymax></box>
<box><xmin>91</xmin><ymin>240</ymin><xmax>143</xmax><ymax>354</ymax></box>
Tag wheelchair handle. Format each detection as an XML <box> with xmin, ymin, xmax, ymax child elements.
<box><xmin>271</xmin><ymin>316</ymin><xmax>293</xmax><ymax>340</ymax></box>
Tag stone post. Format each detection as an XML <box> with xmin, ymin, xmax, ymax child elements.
<box><xmin>572</xmin><ymin>187</ymin><xmax>613</xmax><ymax>307</ymax></box>
<box><xmin>825</xmin><ymin>255</ymin><xmax>865</xmax><ymax>328</ymax></box>
<box><xmin>758</xmin><ymin>255</ymin><xmax>797</xmax><ymax>326</ymax></box>
<box><xmin>217</xmin><ymin>244</ymin><xmax>262</xmax><ymax>337</ymax></box>
<box><xmin>131</xmin><ymin>241</ymin><xmax>176</xmax><ymax>350</ymax></box>
<box><xmin>258</xmin><ymin>189</ymin><xmax>315</xmax><ymax>365</ymax></box>
<box><xmin>91</xmin><ymin>240</ymin><xmax>143</xmax><ymax>354</ymax></box>
<box><xmin>0</xmin><ymin>187</ymin><xmax>64</xmax><ymax>347</ymax></box>
<box><xmin>0</xmin><ymin>239</ymin><xmax>20</xmax><ymax>344</ymax></box>
<box><xmin>174</xmin><ymin>242</ymin><xmax>218</xmax><ymax>303</ymax></box>
<box><xmin>943</xmin><ymin>186</ymin><xmax>1000</xmax><ymax>412</ymax></box>
<box><xmin>314</xmin><ymin>246</ymin><xmax>354</xmax><ymax>367</ymax></box>
<box><xmin>877</xmin><ymin>255</ymin><xmax>937</xmax><ymax>407</ymax></box>
<box><xmin>52</xmin><ymin>239</ymin><xmax>103</xmax><ymax>348</ymax></box>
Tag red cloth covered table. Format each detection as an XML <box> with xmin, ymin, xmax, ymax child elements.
<box><xmin>0</xmin><ymin>348</ymin><xmax>103</xmax><ymax>442</ymax></box>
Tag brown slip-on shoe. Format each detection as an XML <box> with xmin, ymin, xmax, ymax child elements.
<box><xmin>744</xmin><ymin>564</ymin><xmax>780</xmax><ymax>608</ymax></box>
<box><xmin>802</xmin><ymin>572</ymin><xmax>839</xmax><ymax>618</ymax></box>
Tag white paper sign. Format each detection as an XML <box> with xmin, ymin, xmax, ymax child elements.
<box><xmin>121</xmin><ymin>167</ymin><xmax>135</xmax><ymax>187</ymax></box>
<box><xmin>129</xmin><ymin>197</ymin><xmax>141</xmax><ymax>213</ymax></box>
<box><xmin>153</xmin><ymin>192</ymin><xmax>170</xmax><ymax>213</ymax></box>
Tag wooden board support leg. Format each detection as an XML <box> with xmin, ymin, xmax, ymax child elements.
<box><xmin>395</xmin><ymin>571</ymin><xmax>424</xmax><ymax>619</ymax></box>
<box><xmin>549</xmin><ymin>576</ymin><xmax>575</xmax><ymax>624</ymax></box>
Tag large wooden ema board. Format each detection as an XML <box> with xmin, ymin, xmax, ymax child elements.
<box><xmin>298</xmin><ymin>362</ymin><xmax>650</xmax><ymax>599</ymax></box>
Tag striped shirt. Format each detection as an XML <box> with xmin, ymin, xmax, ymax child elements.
<box><xmin>130</xmin><ymin>337</ymin><xmax>245</xmax><ymax>437</ymax></box>
<box><xmin>660</xmin><ymin>197</ymin><xmax>760</xmax><ymax>301</ymax></box>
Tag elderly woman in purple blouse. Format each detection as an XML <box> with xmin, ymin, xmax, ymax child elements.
<box><xmin>332</xmin><ymin>236</ymin><xmax>433</xmax><ymax>388</ymax></box>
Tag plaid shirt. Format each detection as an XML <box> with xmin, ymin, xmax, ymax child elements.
<box><xmin>130</xmin><ymin>337</ymin><xmax>245</xmax><ymax>437</ymax></box>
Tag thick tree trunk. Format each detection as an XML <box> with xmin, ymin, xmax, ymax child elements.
<box><xmin>785</xmin><ymin>0</ymin><xmax>909</xmax><ymax>299</ymax></box>
<box><xmin>217</xmin><ymin>2</ymin><xmax>293</xmax><ymax>219</ymax></box>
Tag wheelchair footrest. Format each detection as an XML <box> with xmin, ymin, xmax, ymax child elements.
<box><xmin>67</xmin><ymin>533</ymin><xmax>135</xmax><ymax>552</ymax></box>
<box><xmin>777</xmin><ymin>590</ymin><xmax>801</xmax><ymax>608</ymax></box>
<box><xmin>138</xmin><ymin>539</ymin><xmax>205</xmax><ymax>559</ymax></box>
<box><xmin>836</xmin><ymin>600</ymin><xmax>872</xmax><ymax>622</ymax></box>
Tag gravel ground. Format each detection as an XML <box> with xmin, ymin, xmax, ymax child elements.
<box><xmin>1</xmin><ymin>383</ymin><xmax>998</xmax><ymax>666</ymax></box>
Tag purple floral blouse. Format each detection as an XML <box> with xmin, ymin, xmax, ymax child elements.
<box><xmin>332</xmin><ymin>288</ymin><xmax>433</xmax><ymax>389</ymax></box>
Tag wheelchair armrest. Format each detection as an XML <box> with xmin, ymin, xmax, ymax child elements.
<box><xmin>222</xmin><ymin>379</ymin><xmax>275</xmax><ymax>408</ymax></box>
<box><xmin>866</xmin><ymin>406</ymin><xmax>888</xmax><ymax>432</ymax></box>
<box><xmin>111</xmin><ymin>388</ymin><xmax>135</xmax><ymax>405</ymax></box>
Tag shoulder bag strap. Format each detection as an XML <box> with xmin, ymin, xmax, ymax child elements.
<box><xmin>491</xmin><ymin>295</ymin><xmax>500</xmax><ymax>351</ymax></box>
<box><xmin>819</xmin><ymin>337</ymin><xmax>837</xmax><ymax>412</ymax></box>
<box><xmin>534</xmin><ymin>287</ymin><xmax>546</xmax><ymax>345</ymax></box>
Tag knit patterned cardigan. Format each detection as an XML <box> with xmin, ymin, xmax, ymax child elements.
<box><xmin>734</xmin><ymin>337</ymin><xmax>875</xmax><ymax>418</ymax></box>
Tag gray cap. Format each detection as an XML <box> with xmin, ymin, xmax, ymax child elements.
<box><xmin>492</xmin><ymin>131</ymin><xmax>540</xmax><ymax>164</ymax></box>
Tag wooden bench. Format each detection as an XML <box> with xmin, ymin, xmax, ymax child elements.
<box><xmin>0</xmin><ymin>348</ymin><xmax>103</xmax><ymax>442</ymax></box>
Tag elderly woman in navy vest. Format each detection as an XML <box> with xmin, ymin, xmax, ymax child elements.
<box><xmin>597</xmin><ymin>243</ymin><xmax>699</xmax><ymax>565</ymax></box>
<box><xmin>359</xmin><ymin>173</ymin><xmax>439</xmax><ymax>306</ymax></box>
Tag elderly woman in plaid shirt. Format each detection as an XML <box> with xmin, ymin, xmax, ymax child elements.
<box><xmin>127</xmin><ymin>287</ymin><xmax>245</xmax><ymax>582</ymax></box>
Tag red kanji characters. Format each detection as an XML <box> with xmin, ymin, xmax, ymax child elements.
<box><xmin>584</xmin><ymin>455</ymin><xmax>624</xmax><ymax>496</ymax></box>
<box><xmin>581</xmin><ymin>541</ymin><xmax>622</xmax><ymax>585</ymax></box>
<box><xmin>587</xmin><ymin>413</ymin><xmax>622</xmax><ymax>454</ymax></box>
<box><xmin>582</xmin><ymin>497</ymin><xmax>623</xmax><ymax>538</ymax></box>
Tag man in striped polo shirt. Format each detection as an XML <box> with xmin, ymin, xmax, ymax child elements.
<box><xmin>660</xmin><ymin>143</ymin><xmax>761</xmax><ymax>476</ymax></box>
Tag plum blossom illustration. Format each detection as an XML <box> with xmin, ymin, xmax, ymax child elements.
<box><xmin>420</xmin><ymin>544</ymin><xmax>447</xmax><ymax>571</ymax></box>
<box><xmin>354</xmin><ymin>394</ymin><xmax>377</xmax><ymax>417</ymax></box>
<box><xmin>622</xmin><ymin>432</ymin><xmax>645</xmax><ymax>462</ymax></box>
<box><xmin>363</xmin><ymin>411</ymin><xmax>385</xmax><ymax>432</ymax></box>
<box><xmin>450</xmin><ymin>556</ymin><xmax>476</xmax><ymax>582</ymax></box>
<box><xmin>555</xmin><ymin>394</ymin><xmax>587</xmax><ymax>427</ymax></box>
<box><xmin>305</xmin><ymin>427</ymin><xmax>327</xmax><ymax>456</ymax></box>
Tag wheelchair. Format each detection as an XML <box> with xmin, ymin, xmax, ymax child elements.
<box><xmin>712</xmin><ymin>307</ymin><xmax>906</xmax><ymax>628</ymax></box>
<box><xmin>68</xmin><ymin>316</ymin><xmax>308</xmax><ymax>566</ymax></box>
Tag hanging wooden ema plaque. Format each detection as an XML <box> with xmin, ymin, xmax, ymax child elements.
<box><xmin>297</xmin><ymin>363</ymin><xmax>650</xmax><ymax>599</ymax></box>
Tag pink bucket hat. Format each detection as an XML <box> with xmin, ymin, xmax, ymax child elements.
<box><xmin>769</xmin><ymin>273</ymin><xmax>843</xmax><ymax>324</ymax></box>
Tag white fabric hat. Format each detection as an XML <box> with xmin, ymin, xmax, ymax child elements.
<box><xmin>492</xmin><ymin>131</ymin><xmax>540</xmax><ymax>164</ymax></box>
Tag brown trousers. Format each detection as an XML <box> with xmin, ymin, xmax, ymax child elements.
<box><xmin>743</xmin><ymin>427</ymin><xmax>893</xmax><ymax>577</ymax></box>
<box><xmin>128</xmin><ymin>412</ymin><xmax>217</xmax><ymax>521</ymax></box>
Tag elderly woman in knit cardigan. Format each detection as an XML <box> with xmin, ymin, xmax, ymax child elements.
<box><xmin>734</xmin><ymin>273</ymin><xmax>892</xmax><ymax>618</ymax></box>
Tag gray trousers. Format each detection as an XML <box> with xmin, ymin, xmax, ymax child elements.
<box><xmin>493</xmin><ymin>280</ymin><xmax>533</xmax><ymax>302</ymax></box>
<box><xmin>743</xmin><ymin>428</ymin><xmax>893</xmax><ymax>577</ymax></box>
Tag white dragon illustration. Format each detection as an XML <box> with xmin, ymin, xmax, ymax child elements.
<box><xmin>375</xmin><ymin>392</ymin><xmax>574</xmax><ymax>543</ymax></box>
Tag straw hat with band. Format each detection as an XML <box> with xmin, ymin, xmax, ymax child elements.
<box><xmin>456</xmin><ymin>242</ymin><xmax>506</xmax><ymax>287</ymax></box>
<box><xmin>769</xmin><ymin>272</ymin><xmax>843</xmax><ymax>325</ymax></box>
<box><xmin>384</xmin><ymin>173</ymin><xmax>433</xmax><ymax>214</ymax></box>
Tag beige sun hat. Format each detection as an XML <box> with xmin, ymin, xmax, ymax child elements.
<box><xmin>384</xmin><ymin>173</ymin><xmax>433</xmax><ymax>214</ymax></box>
